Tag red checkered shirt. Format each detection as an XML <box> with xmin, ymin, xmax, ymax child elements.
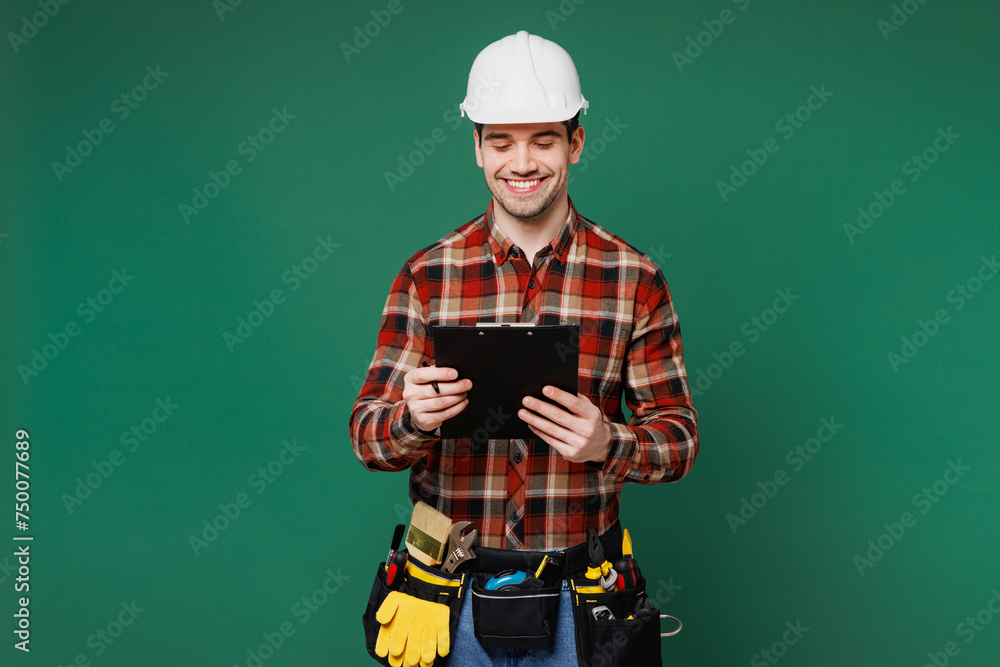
<box><xmin>350</xmin><ymin>199</ymin><xmax>698</xmax><ymax>550</ymax></box>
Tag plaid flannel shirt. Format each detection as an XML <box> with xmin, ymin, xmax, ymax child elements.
<box><xmin>350</xmin><ymin>199</ymin><xmax>698</xmax><ymax>550</ymax></box>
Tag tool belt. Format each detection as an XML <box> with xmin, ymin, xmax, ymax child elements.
<box><xmin>362</xmin><ymin>521</ymin><xmax>677</xmax><ymax>666</ymax></box>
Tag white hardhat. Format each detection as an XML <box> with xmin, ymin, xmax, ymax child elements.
<box><xmin>460</xmin><ymin>30</ymin><xmax>589</xmax><ymax>125</ymax></box>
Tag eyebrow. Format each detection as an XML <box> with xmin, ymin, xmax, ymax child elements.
<box><xmin>483</xmin><ymin>129</ymin><xmax>563</xmax><ymax>142</ymax></box>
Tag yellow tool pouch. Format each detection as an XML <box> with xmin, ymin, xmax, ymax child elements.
<box><xmin>362</xmin><ymin>555</ymin><xmax>467</xmax><ymax>667</ymax></box>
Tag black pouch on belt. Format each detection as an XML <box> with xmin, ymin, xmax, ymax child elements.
<box><xmin>470</xmin><ymin>572</ymin><xmax>563</xmax><ymax>650</ymax></box>
<box><xmin>361</xmin><ymin>553</ymin><xmax>468</xmax><ymax>666</ymax></box>
<box><xmin>569</xmin><ymin>573</ymin><xmax>662</xmax><ymax>667</ymax></box>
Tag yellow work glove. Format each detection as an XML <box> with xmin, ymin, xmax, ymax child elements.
<box><xmin>375</xmin><ymin>590</ymin><xmax>450</xmax><ymax>667</ymax></box>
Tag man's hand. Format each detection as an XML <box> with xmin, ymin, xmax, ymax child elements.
<box><xmin>519</xmin><ymin>386</ymin><xmax>613</xmax><ymax>463</ymax></box>
<box><xmin>402</xmin><ymin>365</ymin><xmax>472</xmax><ymax>433</ymax></box>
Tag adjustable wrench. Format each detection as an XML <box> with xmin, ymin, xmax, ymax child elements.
<box><xmin>441</xmin><ymin>521</ymin><xmax>477</xmax><ymax>573</ymax></box>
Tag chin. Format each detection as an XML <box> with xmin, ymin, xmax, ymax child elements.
<box><xmin>498</xmin><ymin>200</ymin><xmax>548</xmax><ymax>220</ymax></box>
<box><xmin>492</xmin><ymin>188</ymin><xmax>560</xmax><ymax>221</ymax></box>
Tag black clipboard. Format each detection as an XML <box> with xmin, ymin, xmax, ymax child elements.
<box><xmin>431</xmin><ymin>324</ymin><xmax>580</xmax><ymax>440</ymax></box>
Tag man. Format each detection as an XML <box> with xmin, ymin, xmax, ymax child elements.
<box><xmin>352</xmin><ymin>30</ymin><xmax>697</xmax><ymax>666</ymax></box>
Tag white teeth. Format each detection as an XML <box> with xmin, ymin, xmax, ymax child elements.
<box><xmin>507</xmin><ymin>178</ymin><xmax>540</xmax><ymax>189</ymax></box>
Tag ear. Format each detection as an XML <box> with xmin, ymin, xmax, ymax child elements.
<box><xmin>474</xmin><ymin>129</ymin><xmax>484</xmax><ymax>168</ymax></box>
<box><xmin>567</xmin><ymin>126</ymin><xmax>585</xmax><ymax>165</ymax></box>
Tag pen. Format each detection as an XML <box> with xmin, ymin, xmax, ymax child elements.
<box><xmin>421</xmin><ymin>361</ymin><xmax>440</xmax><ymax>394</ymax></box>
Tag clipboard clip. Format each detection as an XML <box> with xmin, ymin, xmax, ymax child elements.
<box><xmin>476</xmin><ymin>322</ymin><xmax>536</xmax><ymax>336</ymax></box>
<box><xmin>475</xmin><ymin>322</ymin><xmax>536</xmax><ymax>327</ymax></box>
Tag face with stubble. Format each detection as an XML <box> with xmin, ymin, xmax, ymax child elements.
<box><xmin>474</xmin><ymin>122</ymin><xmax>585</xmax><ymax>223</ymax></box>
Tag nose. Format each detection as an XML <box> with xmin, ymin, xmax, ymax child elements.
<box><xmin>508</xmin><ymin>144</ymin><xmax>537</xmax><ymax>176</ymax></box>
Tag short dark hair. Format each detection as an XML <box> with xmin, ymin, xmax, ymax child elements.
<box><xmin>475</xmin><ymin>111</ymin><xmax>581</xmax><ymax>145</ymax></box>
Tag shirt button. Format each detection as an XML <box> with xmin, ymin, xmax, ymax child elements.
<box><xmin>513</xmin><ymin>452</ymin><xmax>522</xmax><ymax>463</ymax></box>
<box><xmin>528</xmin><ymin>280</ymin><xmax>536</xmax><ymax>289</ymax></box>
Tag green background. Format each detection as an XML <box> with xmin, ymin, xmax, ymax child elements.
<box><xmin>2</xmin><ymin>0</ymin><xmax>998</xmax><ymax>665</ymax></box>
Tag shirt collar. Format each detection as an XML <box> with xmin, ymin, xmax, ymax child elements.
<box><xmin>483</xmin><ymin>197</ymin><xmax>578</xmax><ymax>266</ymax></box>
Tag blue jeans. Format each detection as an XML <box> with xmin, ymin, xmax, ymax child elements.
<box><xmin>450</xmin><ymin>580</ymin><xmax>579</xmax><ymax>666</ymax></box>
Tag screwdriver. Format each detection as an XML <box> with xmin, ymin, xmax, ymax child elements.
<box><xmin>385</xmin><ymin>524</ymin><xmax>408</xmax><ymax>589</ymax></box>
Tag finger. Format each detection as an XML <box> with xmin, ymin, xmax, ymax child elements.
<box><xmin>389</xmin><ymin>621</ymin><xmax>408</xmax><ymax>662</ymax></box>
<box><xmin>527</xmin><ymin>424</ymin><xmax>591</xmax><ymax>463</ymax></box>
<box><xmin>421</xmin><ymin>623</ymin><xmax>437</xmax><ymax>665</ymax></box>
<box><xmin>525</xmin><ymin>423</ymin><xmax>570</xmax><ymax>457</ymax></box>
<box><xmin>433</xmin><ymin>378</ymin><xmax>473</xmax><ymax>396</ymax></box>
<box><xmin>376</xmin><ymin>593</ymin><xmax>401</xmax><ymax>625</ymax></box>
<box><xmin>406</xmin><ymin>626</ymin><xmax>423</xmax><ymax>667</ymax></box>
<box><xmin>375</xmin><ymin>618</ymin><xmax>393</xmax><ymax>658</ymax></box>
<box><xmin>412</xmin><ymin>399</ymin><xmax>469</xmax><ymax>432</ymax></box>
<box><xmin>438</xmin><ymin>623</ymin><xmax>450</xmax><ymax>657</ymax></box>
<box><xmin>539</xmin><ymin>385</ymin><xmax>584</xmax><ymax>412</ymax></box>
<box><xmin>519</xmin><ymin>408</ymin><xmax>577</xmax><ymax>447</ymax></box>
<box><xmin>434</xmin><ymin>398</ymin><xmax>469</xmax><ymax>420</ymax></box>
<box><xmin>416</xmin><ymin>365</ymin><xmax>460</xmax><ymax>385</ymax></box>
<box><xmin>521</xmin><ymin>395</ymin><xmax>577</xmax><ymax>429</ymax></box>
<box><xmin>417</xmin><ymin>393</ymin><xmax>467</xmax><ymax>413</ymax></box>
<box><xmin>419</xmin><ymin>399</ymin><xmax>469</xmax><ymax>425</ymax></box>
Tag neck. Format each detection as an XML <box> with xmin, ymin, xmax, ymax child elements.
<box><xmin>492</xmin><ymin>196</ymin><xmax>569</xmax><ymax>264</ymax></box>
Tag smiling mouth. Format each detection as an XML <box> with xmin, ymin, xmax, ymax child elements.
<box><xmin>503</xmin><ymin>177</ymin><xmax>545</xmax><ymax>193</ymax></box>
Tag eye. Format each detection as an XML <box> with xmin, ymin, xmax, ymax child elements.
<box><xmin>536</xmin><ymin>142</ymin><xmax>553</xmax><ymax>149</ymax></box>
<box><xmin>492</xmin><ymin>143</ymin><xmax>511</xmax><ymax>152</ymax></box>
